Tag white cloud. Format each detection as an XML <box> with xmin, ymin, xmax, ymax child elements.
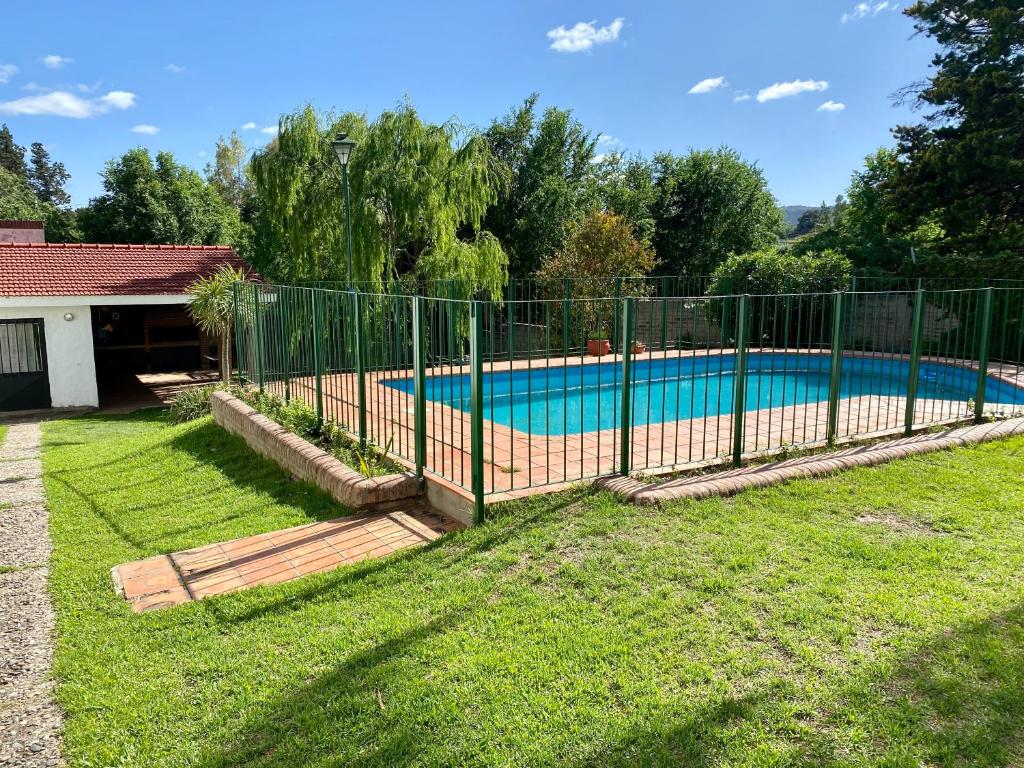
<box><xmin>757</xmin><ymin>79</ymin><xmax>829</xmax><ymax>103</ymax></box>
<box><xmin>98</xmin><ymin>90</ymin><xmax>136</xmax><ymax>109</ymax></box>
<box><xmin>260</xmin><ymin>125</ymin><xmax>277</xmax><ymax>135</ymax></box>
<box><xmin>198</xmin><ymin>150</ymin><xmax>207</xmax><ymax>158</ymax></box>
<box><xmin>733</xmin><ymin>91</ymin><xmax>751</xmax><ymax>102</ymax></box>
<box><xmin>131</xmin><ymin>123</ymin><xmax>159</xmax><ymax>134</ymax></box>
<box><xmin>241</xmin><ymin>121</ymin><xmax>257</xmax><ymax>130</ymax></box>
<box><xmin>24</xmin><ymin>80</ymin><xmax>99</xmax><ymax>94</ymax></box>
<box><xmin>596</xmin><ymin>133</ymin><xmax>623</xmax><ymax>150</ymax></box>
<box><xmin>841</xmin><ymin>2</ymin><xmax>896</xmax><ymax>22</ymax></box>
<box><xmin>164</xmin><ymin>63</ymin><xmax>186</xmax><ymax>74</ymax></box>
<box><xmin>0</xmin><ymin>89</ymin><xmax>136</xmax><ymax>118</ymax></box>
<box><xmin>547</xmin><ymin>18</ymin><xmax>624</xmax><ymax>53</ymax></box>
<box><xmin>42</xmin><ymin>55</ymin><xmax>72</xmax><ymax>69</ymax></box>
<box><xmin>688</xmin><ymin>76</ymin><xmax>728</xmax><ymax>94</ymax></box>
<box><xmin>0</xmin><ymin>64</ymin><xmax>17</xmax><ymax>84</ymax></box>
<box><xmin>817</xmin><ymin>100</ymin><xmax>846</xmax><ymax>112</ymax></box>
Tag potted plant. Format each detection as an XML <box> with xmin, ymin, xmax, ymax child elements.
<box><xmin>586</xmin><ymin>319</ymin><xmax>611</xmax><ymax>356</ymax></box>
<box><xmin>631</xmin><ymin>340</ymin><xmax>648</xmax><ymax>354</ymax></box>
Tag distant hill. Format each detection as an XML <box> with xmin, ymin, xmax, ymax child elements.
<box><xmin>780</xmin><ymin>205</ymin><xmax>815</xmax><ymax>229</ymax></box>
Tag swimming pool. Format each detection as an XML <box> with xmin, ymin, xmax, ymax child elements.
<box><xmin>385</xmin><ymin>353</ymin><xmax>1024</xmax><ymax>436</ymax></box>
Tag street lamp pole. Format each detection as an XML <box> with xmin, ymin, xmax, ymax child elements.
<box><xmin>342</xmin><ymin>162</ymin><xmax>353</xmax><ymax>288</ymax></box>
<box><xmin>331</xmin><ymin>133</ymin><xmax>357</xmax><ymax>288</ymax></box>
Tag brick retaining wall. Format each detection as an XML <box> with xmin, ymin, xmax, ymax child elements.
<box><xmin>210</xmin><ymin>390</ymin><xmax>420</xmax><ymax>510</ymax></box>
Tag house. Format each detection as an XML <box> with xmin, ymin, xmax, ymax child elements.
<box><xmin>0</xmin><ymin>220</ymin><xmax>253</xmax><ymax>412</ymax></box>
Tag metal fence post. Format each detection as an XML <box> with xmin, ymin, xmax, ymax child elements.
<box><xmin>826</xmin><ymin>291</ymin><xmax>845</xmax><ymax>446</ymax></box>
<box><xmin>311</xmin><ymin>289</ymin><xmax>324</xmax><ymax>425</ymax></box>
<box><xmin>507</xmin><ymin>279</ymin><xmax>516</xmax><ymax>362</ymax></box>
<box><xmin>561</xmin><ymin>279</ymin><xmax>570</xmax><ymax>358</ymax></box>
<box><xmin>722</xmin><ymin>295</ymin><xmax>732</xmax><ymax>344</ymax></box>
<box><xmin>612</xmin><ymin>277</ymin><xmax>623</xmax><ymax>352</ymax></box>
<box><xmin>974</xmin><ymin>287</ymin><xmax>994</xmax><ymax>423</ymax></box>
<box><xmin>469</xmin><ymin>300</ymin><xmax>485</xmax><ymax>525</ymax></box>
<box><xmin>732</xmin><ymin>294</ymin><xmax>749</xmax><ymax>466</ymax></box>
<box><xmin>904</xmin><ymin>288</ymin><xmax>925</xmax><ymax>435</ymax></box>
<box><xmin>253</xmin><ymin>282</ymin><xmax>264</xmax><ymax>392</ymax></box>
<box><xmin>413</xmin><ymin>296</ymin><xmax>427</xmax><ymax>485</ymax></box>
<box><xmin>231</xmin><ymin>282</ymin><xmax>241</xmax><ymax>385</ymax></box>
<box><xmin>620</xmin><ymin>296</ymin><xmax>635</xmax><ymax>475</ymax></box>
<box><xmin>353</xmin><ymin>291</ymin><xmax>367</xmax><ymax>449</ymax></box>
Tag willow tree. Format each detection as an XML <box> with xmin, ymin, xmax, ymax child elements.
<box><xmin>250</xmin><ymin>106</ymin><xmax>366</xmax><ymax>282</ymax></box>
<box><xmin>251</xmin><ymin>102</ymin><xmax>508</xmax><ymax>296</ymax></box>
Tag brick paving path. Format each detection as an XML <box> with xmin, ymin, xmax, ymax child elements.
<box><xmin>114</xmin><ymin>505</ymin><xmax>458</xmax><ymax>612</ymax></box>
<box><xmin>0</xmin><ymin>422</ymin><xmax>63</xmax><ymax>767</ymax></box>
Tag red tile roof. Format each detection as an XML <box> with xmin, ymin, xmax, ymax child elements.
<box><xmin>0</xmin><ymin>243</ymin><xmax>257</xmax><ymax>297</ymax></box>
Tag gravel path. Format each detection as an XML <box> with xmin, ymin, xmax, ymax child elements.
<box><xmin>0</xmin><ymin>422</ymin><xmax>62</xmax><ymax>767</ymax></box>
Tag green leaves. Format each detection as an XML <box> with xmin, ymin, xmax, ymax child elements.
<box><xmin>79</xmin><ymin>148</ymin><xmax>240</xmax><ymax>246</ymax></box>
<box><xmin>250</xmin><ymin>101</ymin><xmax>509</xmax><ymax>297</ymax></box>
<box><xmin>187</xmin><ymin>264</ymin><xmax>244</xmax><ymax>381</ymax></box>
<box><xmin>651</xmin><ymin>148</ymin><xmax>784</xmax><ymax>275</ymax></box>
<box><xmin>889</xmin><ymin>0</ymin><xmax>1024</xmax><ymax>262</ymax></box>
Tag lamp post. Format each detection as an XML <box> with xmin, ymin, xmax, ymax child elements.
<box><xmin>331</xmin><ymin>133</ymin><xmax>357</xmax><ymax>288</ymax></box>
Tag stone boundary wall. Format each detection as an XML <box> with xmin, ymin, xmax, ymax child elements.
<box><xmin>210</xmin><ymin>390</ymin><xmax>419</xmax><ymax>510</ymax></box>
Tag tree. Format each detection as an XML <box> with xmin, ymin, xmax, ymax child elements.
<box><xmin>588</xmin><ymin>152</ymin><xmax>657</xmax><ymax>244</ymax></box>
<box><xmin>0</xmin><ymin>166</ymin><xmax>46</xmax><ymax>219</ymax></box>
<box><xmin>535</xmin><ymin>210</ymin><xmax>657</xmax><ymax>336</ymax></box>
<box><xmin>483</xmin><ymin>95</ymin><xmax>597</xmax><ymax>275</ymax></box>
<box><xmin>206</xmin><ymin>131</ymin><xmax>251</xmax><ymax>212</ymax></box>
<box><xmin>251</xmin><ymin>102</ymin><xmax>508</xmax><ymax>297</ymax></box>
<box><xmin>79</xmin><ymin>148</ymin><xmax>239</xmax><ymax>245</ymax></box>
<box><xmin>28</xmin><ymin>142</ymin><xmax>70</xmax><ymax>207</ymax></box>
<box><xmin>651</xmin><ymin>148</ymin><xmax>784</xmax><ymax>275</ymax></box>
<box><xmin>187</xmin><ymin>264</ymin><xmax>245</xmax><ymax>383</ymax></box>
<box><xmin>0</xmin><ymin>125</ymin><xmax>26</xmax><ymax>178</ymax></box>
<box><xmin>889</xmin><ymin>0</ymin><xmax>1024</xmax><ymax>256</ymax></box>
<box><xmin>792</xmin><ymin>206</ymin><xmax>825</xmax><ymax>237</ymax></box>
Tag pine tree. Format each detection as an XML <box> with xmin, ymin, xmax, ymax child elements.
<box><xmin>0</xmin><ymin>124</ymin><xmax>27</xmax><ymax>178</ymax></box>
<box><xmin>28</xmin><ymin>142</ymin><xmax>71</xmax><ymax>207</ymax></box>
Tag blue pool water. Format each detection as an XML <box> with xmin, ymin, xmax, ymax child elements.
<box><xmin>385</xmin><ymin>354</ymin><xmax>1024</xmax><ymax>435</ymax></box>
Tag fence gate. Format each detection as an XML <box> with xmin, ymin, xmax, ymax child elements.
<box><xmin>0</xmin><ymin>319</ymin><xmax>51</xmax><ymax>412</ymax></box>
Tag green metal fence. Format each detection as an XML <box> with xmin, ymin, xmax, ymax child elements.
<box><xmin>234</xmin><ymin>281</ymin><xmax>1024</xmax><ymax>522</ymax></box>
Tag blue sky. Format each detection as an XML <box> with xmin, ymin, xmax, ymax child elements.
<box><xmin>1</xmin><ymin>1</ymin><xmax>935</xmax><ymax>208</ymax></box>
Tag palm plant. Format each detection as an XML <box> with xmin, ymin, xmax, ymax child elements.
<box><xmin>188</xmin><ymin>265</ymin><xmax>245</xmax><ymax>382</ymax></box>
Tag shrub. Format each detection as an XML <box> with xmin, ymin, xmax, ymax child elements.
<box><xmin>277</xmin><ymin>399</ymin><xmax>320</xmax><ymax>439</ymax></box>
<box><xmin>168</xmin><ymin>385</ymin><xmax>218</xmax><ymax>424</ymax></box>
<box><xmin>707</xmin><ymin>248</ymin><xmax>851</xmax><ymax>296</ymax></box>
<box><xmin>229</xmin><ymin>386</ymin><xmax>399</xmax><ymax>478</ymax></box>
<box><xmin>706</xmin><ymin>249</ymin><xmax>852</xmax><ymax>345</ymax></box>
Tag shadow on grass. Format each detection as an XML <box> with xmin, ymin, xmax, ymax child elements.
<box><xmin>566</xmin><ymin>605</ymin><xmax>1024</xmax><ymax>767</ymax></box>
<box><xmin>198</xmin><ymin>597</ymin><xmax>1024</xmax><ymax>768</ymax></box>
<box><xmin>46</xmin><ymin>415</ymin><xmax>347</xmax><ymax>555</ymax></box>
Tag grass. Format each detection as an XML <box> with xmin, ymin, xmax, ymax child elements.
<box><xmin>0</xmin><ymin>423</ymin><xmax>8</xmax><ymax>444</ymax></box>
<box><xmin>44</xmin><ymin>411</ymin><xmax>1024</xmax><ymax>767</ymax></box>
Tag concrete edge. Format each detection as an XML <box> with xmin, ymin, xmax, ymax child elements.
<box><xmin>594</xmin><ymin>417</ymin><xmax>1024</xmax><ymax>506</ymax></box>
<box><xmin>210</xmin><ymin>390</ymin><xmax>420</xmax><ymax>510</ymax></box>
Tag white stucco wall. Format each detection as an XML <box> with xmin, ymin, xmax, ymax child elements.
<box><xmin>0</xmin><ymin>305</ymin><xmax>98</xmax><ymax>408</ymax></box>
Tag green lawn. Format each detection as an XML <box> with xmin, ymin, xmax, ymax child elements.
<box><xmin>44</xmin><ymin>412</ymin><xmax>1024</xmax><ymax>767</ymax></box>
<box><xmin>0</xmin><ymin>423</ymin><xmax>8</xmax><ymax>444</ymax></box>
